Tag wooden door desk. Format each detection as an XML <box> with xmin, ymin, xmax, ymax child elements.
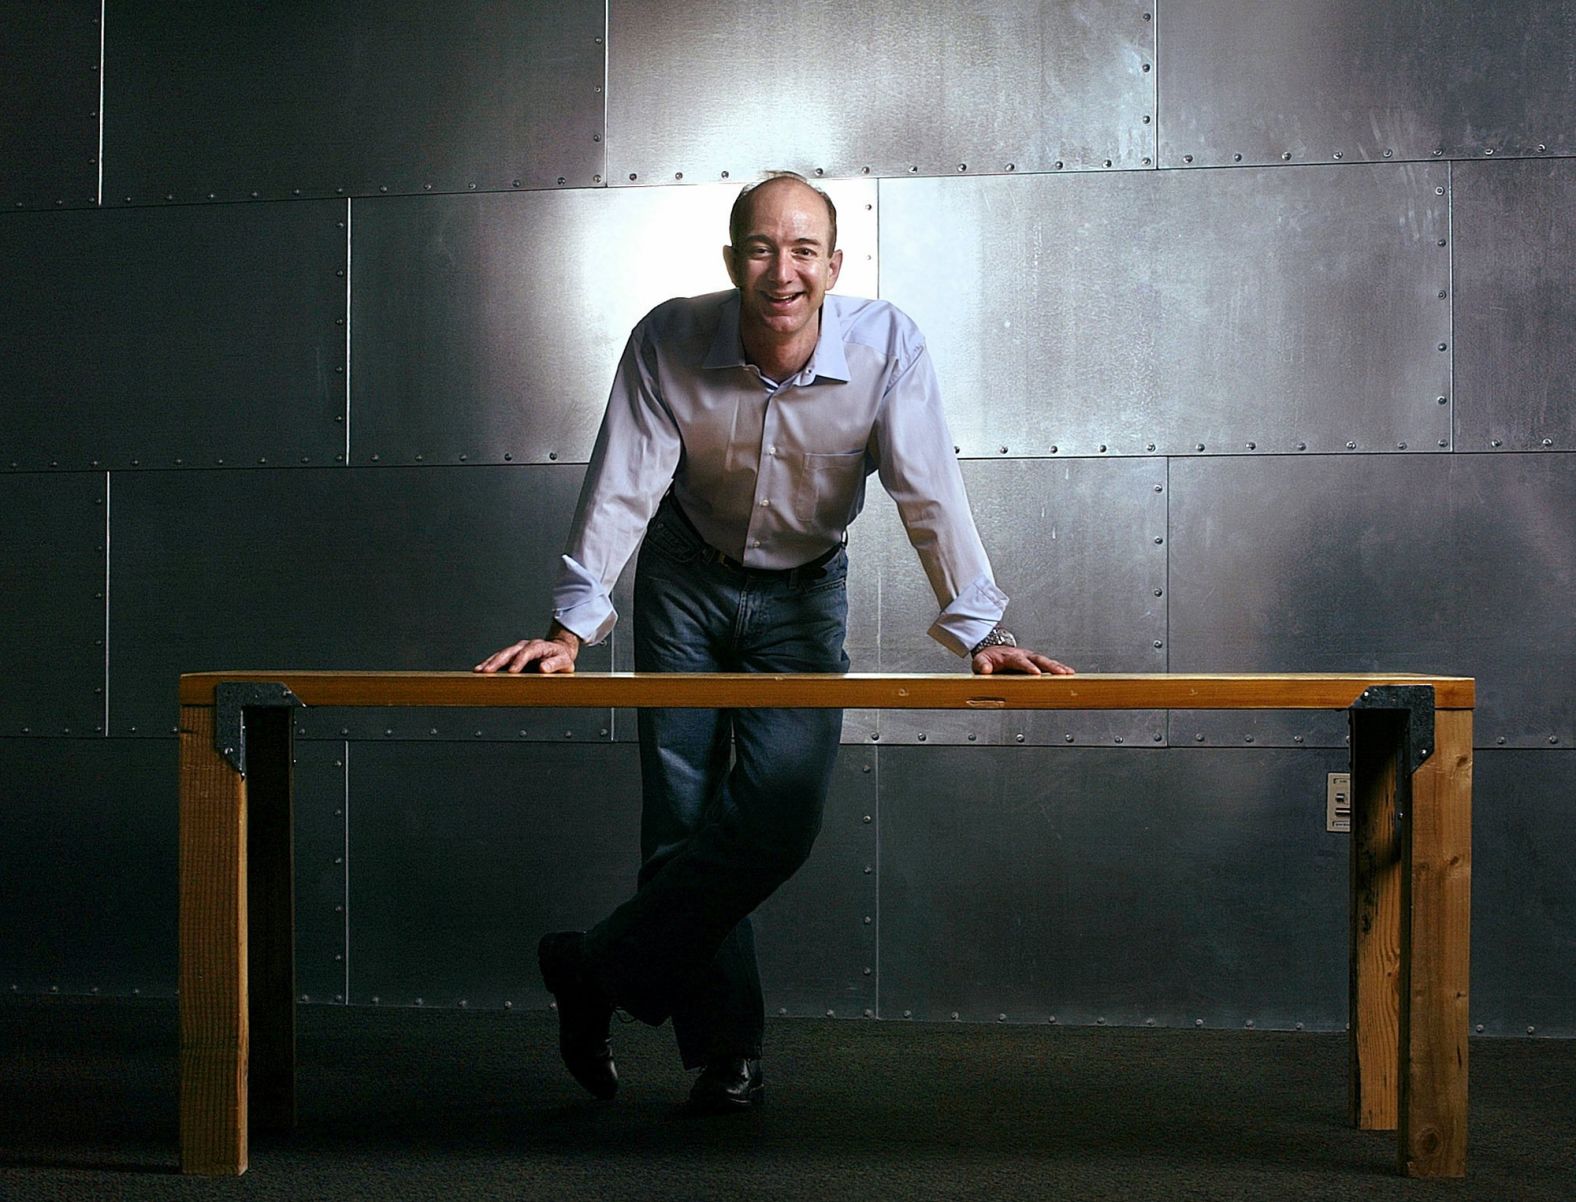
<box><xmin>176</xmin><ymin>671</ymin><xmax>1473</xmax><ymax>1178</ymax></box>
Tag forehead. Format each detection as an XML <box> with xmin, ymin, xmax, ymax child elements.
<box><xmin>737</xmin><ymin>181</ymin><xmax>832</xmax><ymax>243</ymax></box>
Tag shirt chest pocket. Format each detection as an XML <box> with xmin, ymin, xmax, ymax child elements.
<box><xmin>794</xmin><ymin>450</ymin><xmax>868</xmax><ymax>530</ymax></box>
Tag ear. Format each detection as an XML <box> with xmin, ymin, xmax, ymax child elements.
<box><xmin>826</xmin><ymin>247</ymin><xmax>844</xmax><ymax>291</ymax></box>
<box><xmin>722</xmin><ymin>243</ymin><xmax>741</xmax><ymax>288</ymax></box>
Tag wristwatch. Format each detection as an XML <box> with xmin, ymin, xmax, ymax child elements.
<box><xmin>969</xmin><ymin>626</ymin><xmax>1017</xmax><ymax>655</ymax></box>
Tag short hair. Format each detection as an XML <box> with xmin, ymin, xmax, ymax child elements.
<box><xmin>728</xmin><ymin>171</ymin><xmax>838</xmax><ymax>255</ymax></box>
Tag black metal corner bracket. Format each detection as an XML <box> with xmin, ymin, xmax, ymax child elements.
<box><xmin>1351</xmin><ymin>684</ymin><xmax>1436</xmax><ymax>774</ymax></box>
<box><xmin>214</xmin><ymin>682</ymin><xmax>304</xmax><ymax>774</ymax></box>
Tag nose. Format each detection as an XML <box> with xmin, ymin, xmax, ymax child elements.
<box><xmin>766</xmin><ymin>248</ymin><xmax>794</xmax><ymax>281</ymax></box>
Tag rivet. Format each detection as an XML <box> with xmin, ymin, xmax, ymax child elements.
<box><xmin>1142</xmin><ymin>115</ymin><xmax>1151</xmax><ymax>125</ymax></box>
<box><xmin>593</xmin><ymin>175</ymin><xmax>602</xmax><ymax>183</ymax></box>
<box><xmin>1484</xmin><ymin>148</ymin><xmax>1495</xmax><ymax>156</ymax></box>
<box><xmin>999</xmin><ymin>445</ymin><xmax>1008</xmax><ymax>454</ymax></box>
<box><xmin>1383</xmin><ymin>149</ymin><xmax>1393</xmax><ymax>158</ymax></box>
<box><xmin>1246</xmin><ymin>1019</ymin><xmax>1255</xmax><ymax>1028</ymax></box>
<box><xmin>1006</xmin><ymin>162</ymin><xmax>1017</xmax><ymax>171</ymax></box>
<box><xmin>1232</xmin><ymin>153</ymin><xmax>1243</xmax><ymax>162</ymax></box>
<box><xmin>1143</xmin><ymin>157</ymin><xmax>1152</xmax><ymax>166</ymax></box>
<box><xmin>1433</xmin><ymin>148</ymin><xmax>1444</xmax><ymax>157</ymax></box>
<box><xmin>1437</xmin><ymin>239</ymin><xmax>1447</xmax><ymax>247</ymax></box>
<box><xmin>1537</xmin><ymin>144</ymin><xmax>1547</xmax><ymax>153</ymax></box>
<box><xmin>628</xmin><ymin>173</ymin><xmax>637</xmax><ymax>181</ymax></box>
<box><xmin>1183</xmin><ymin>155</ymin><xmax>1193</xmax><ymax>164</ymax></box>
<box><xmin>1153</xmin><ymin>536</ymin><xmax>1163</xmax><ymax>545</ymax></box>
<box><xmin>1398</xmin><ymin>442</ymin><xmax>1407</xmax><ymax>450</ymax></box>
<box><xmin>1281</xmin><ymin>151</ymin><xmax>1292</xmax><ymax>161</ymax></box>
<box><xmin>1293</xmin><ymin>735</ymin><xmax>1305</xmax><ymax>744</ymax></box>
<box><xmin>1244</xmin><ymin>734</ymin><xmax>1255</xmax><ymax>744</ymax></box>
<box><xmin>1246</xmin><ymin>441</ymin><xmax>1256</xmax><ymax>450</ymax></box>
<box><xmin>863</xmin><ymin>915</ymin><xmax>872</xmax><ymax>926</ymax></box>
<box><xmin>1153</xmin><ymin>588</ymin><xmax>1163</xmax><ymax>596</ymax></box>
<box><xmin>1195</xmin><ymin>443</ymin><xmax>1205</xmax><ymax>452</ymax></box>
<box><xmin>1497</xmin><ymin>736</ymin><xmax>1507</xmax><ymax>745</ymax></box>
<box><xmin>1549</xmin><ymin>736</ymin><xmax>1559</xmax><ymax>745</ymax></box>
<box><xmin>1065</xmin><ymin>734</ymin><xmax>1074</xmax><ymax>743</ymax></box>
<box><xmin>1195</xmin><ymin>733</ymin><xmax>1205</xmax><ymax>743</ymax></box>
<box><xmin>814</xmin><ymin>168</ymin><xmax>824</xmax><ymax>176</ymax></box>
<box><xmin>1333</xmin><ymin>152</ymin><xmax>1343</xmax><ymax>161</ymax></box>
<box><xmin>675</xmin><ymin>172</ymin><xmax>683</xmax><ymax>180</ymax></box>
<box><xmin>1490</xmin><ymin>439</ymin><xmax>1502</xmax><ymax>448</ymax></box>
<box><xmin>1049</xmin><ymin>445</ymin><xmax>1058</xmax><ymax>454</ymax></box>
<box><xmin>863</xmin><ymin>814</ymin><xmax>872</xmax><ymax>823</ymax></box>
<box><xmin>1146</xmin><ymin>442</ymin><xmax>1156</xmax><ymax>452</ymax></box>
<box><xmin>1346</xmin><ymin>441</ymin><xmax>1357</xmax><ymax>450</ymax></box>
<box><xmin>909</xmin><ymin>165</ymin><xmax>918</xmax><ymax>173</ymax></box>
<box><xmin>1435</xmin><ymin>186</ymin><xmax>1445</xmax><ymax>196</ymax></box>
<box><xmin>1476</xmin><ymin>1023</ymin><xmax>1485</xmax><ymax>1033</ymax></box>
<box><xmin>1154</xmin><ymin>640</ymin><xmax>1163</xmax><ymax>649</ymax></box>
<box><xmin>952</xmin><ymin>1012</ymin><xmax>960</xmax><ymax>1021</ymax></box>
<box><xmin>1543</xmin><ymin>438</ymin><xmax>1554</xmax><ymax>448</ymax></box>
<box><xmin>916</xmin><ymin>732</ymin><xmax>927</xmax><ymax>741</ymax></box>
<box><xmin>904</xmin><ymin>1009</ymin><xmax>913</xmax><ymax>1018</ymax></box>
<box><xmin>1296</xmin><ymin>441</ymin><xmax>1307</xmax><ymax>451</ymax></box>
<box><xmin>1438</xmin><ymin>439</ymin><xmax>1449</xmax><ymax>447</ymax></box>
<box><xmin>1055</xmin><ymin>161</ymin><xmax>1064</xmax><ymax>170</ymax></box>
<box><xmin>1104</xmin><ymin>159</ymin><xmax>1113</xmax><ymax>168</ymax></box>
<box><xmin>957</xmin><ymin>163</ymin><xmax>967</xmax><ymax>172</ymax></box>
<box><xmin>1015</xmin><ymin>733</ymin><xmax>1025</xmax><ymax>743</ymax></box>
<box><xmin>1099</xmin><ymin>444</ymin><xmax>1108</xmax><ymax>453</ymax></box>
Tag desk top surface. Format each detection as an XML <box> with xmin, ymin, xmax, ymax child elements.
<box><xmin>179</xmin><ymin>671</ymin><xmax>1475</xmax><ymax>710</ymax></box>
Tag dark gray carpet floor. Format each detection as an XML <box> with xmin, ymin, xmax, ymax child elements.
<box><xmin>1</xmin><ymin>997</ymin><xmax>1571</xmax><ymax>1200</ymax></box>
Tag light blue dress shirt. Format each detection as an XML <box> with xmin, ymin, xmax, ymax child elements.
<box><xmin>551</xmin><ymin>290</ymin><xmax>1008</xmax><ymax>657</ymax></box>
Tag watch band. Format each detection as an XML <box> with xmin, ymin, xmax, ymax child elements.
<box><xmin>969</xmin><ymin>626</ymin><xmax>1017</xmax><ymax>655</ymax></box>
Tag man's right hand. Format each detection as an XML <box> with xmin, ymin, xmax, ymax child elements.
<box><xmin>473</xmin><ymin>624</ymin><xmax>582</xmax><ymax>675</ymax></box>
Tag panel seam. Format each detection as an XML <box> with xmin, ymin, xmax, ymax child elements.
<box><xmin>96</xmin><ymin>0</ymin><xmax>106</xmax><ymax>205</ymax></box>
<box><xmin>344</xmin><ymin>198</ymin><xmax>353</xmax><ymax>463</ymax></box>
<box><xmin>102</xmin><ymin>469</ymin><xmax>110</xmax><ymax>734</ymax></box>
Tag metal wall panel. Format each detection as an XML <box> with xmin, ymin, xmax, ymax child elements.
<box><xmin>1158</xmin><ymin>0</ymin><xmax>1576</xmax><ymax>168</ymax></box>
<box><xmin>753</xmin><ymin>748</ymin><xmax>877</xmax><ymax>1016</ymax></box>
<box><xmin>1472</xmin><ymin>750</ymin><xmax>1576</xmax><ymax>1037</ymax></box>
<box><xmin>345</xmin><ymin>741</ymin><xmax>876</xmax><ymax>1013</ymax></box>
<box><xmin>878</xmin><ymin>166</ymin><xmax>1451</xmax><ymax>459</ymax></box>
<box><xmin>878</xmin><ymin>746</ymin><xmax>1350</xmax><ymax>1027</ymax></box>
<box><xmin>0</xmin><ymin>1</ymin><xmax>100</xmax><ymax>209</ymax></box>
<box><xmin>296</xmin><ymin>741</ymin><xmax>348</xmax><ymax>1005</ymax></box>
<box><xmin>1169</xmin><ymin>453</ymin><xmax>1576</xmax><ymax>747</ymax></box>
<box><xmin>349</xmin><ymin>180</ymin><xmax>877</xmax><ymax>467</ymax></box>
<box><xmin>102</xmin><ymin>0</ymin><xmax>605</xmax><ymax>203</ymax></box>
<box><xmin>607</xmin><ymin>0</ymin><xmax>1154</xmax><ymax>183</ymax></box>
<box><xmin>108</xmin><ymin>465</ymin><xmax>613</xmax><ymax>739</ymax></box>
<box><xmin>345</xmin><ymin>741</ymin><xmax>639</xmax><ymax>1007</ymax></box>
<box><xmin>0</xmin><ymin>737</ymin><xmax>176</xmax><ymax>997</ymax></box>
<box><xmin>0</xmin><ymin>473</ymin><xmax>105</xmax><ymax>736</ymax></box>
<box><xmin>1454</xmin><ymin>159</ymin><xmax>1576</xmax><ymax>451</ymax></box>
<box><xmin>856</xmin><ymin>458</ymin><xmax>1166</xmax><ymax>746</ymax></box>
<box><xmin>1</xmin><ymin>203</ymin><xmax>346</xmax><ymax>471</ymax></box>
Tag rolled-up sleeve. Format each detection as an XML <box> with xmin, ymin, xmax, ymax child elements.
<box><xmin>871</xmin><ymin>342</ymin><xmax>1008</xmax><ymax>656</ymax></box>
<box><xmin>551</xmin><ymin>325</ymin><xmax>682</xmax><ymax>645</ymax></box>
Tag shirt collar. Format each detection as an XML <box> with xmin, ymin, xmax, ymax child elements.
<box><xmin>703</xmin><ymin>291</ymin><xmax>851</xmax><ymax>385</ymax></box>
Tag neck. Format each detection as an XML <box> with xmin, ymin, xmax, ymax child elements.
<box><xmin>740</xmin><ymin>313</ymin><xmax>820</xmax><ymax>381</ymax></box>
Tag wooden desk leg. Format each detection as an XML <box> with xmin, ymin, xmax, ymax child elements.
<box><xmin>178</xmin><ymin>704</ymin><xmax>249</xmax><ymax>1175</ymax></box>
<box><xmin>1400</xmin><ymin>708</ymin><xmax>1472</xmax><ymax>1178</ymax></box>
<box><xmin>1349</xmin><ymin>709</ymin><xmax>1402</xmax><ymax>1133</ymax></box>
<box><xmin>245</xmin><ymin>706</ymin><xmax>296</xmax><ymax>1133</ymax></box>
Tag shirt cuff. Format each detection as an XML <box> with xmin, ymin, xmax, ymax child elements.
<box><xmin>551</xmin><ymin>554</ymin><xmax>617</xmax><ymax>646</ymax></box>
<box><xmin>928</xmin><ymin>573</ymin><xmax>1009</xmax><ymax>657</ymax></box>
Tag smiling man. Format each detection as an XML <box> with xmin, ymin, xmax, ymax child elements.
<box><xmin>476</xmin><ymin>171</ymin><xmax>1072</xmax><ymax>1114</ymax></box>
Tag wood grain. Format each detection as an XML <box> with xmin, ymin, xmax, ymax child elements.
<box><xmin>179</xmin><ymin>670</ymin><xmax>1476</xmax><ymax>711</ymax></box>
<box><xmin>1400</xmin><ymin>708</ymin><xmax>1473</xmax><ymax>1178</ymax></box>
<box><xmin>178</xmin><ymin>705</ymin><xmax>249</xmax><ymax>1176</ymax></box>
<box><xmin>1348</xmin><ymin>709</ymin><xmax>1402</xmax><ymax>1131</ymax></box>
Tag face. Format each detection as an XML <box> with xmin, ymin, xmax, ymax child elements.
<box><xmin>723</xmin><ymin>179</ymin><xmax>843</xmax><ymax>349</ymax></box>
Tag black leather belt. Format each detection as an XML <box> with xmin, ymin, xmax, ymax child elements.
<box><xmin>670</xmin><ymin>498</ymin><xmax>842</xmax><ymax>580</ymax></box>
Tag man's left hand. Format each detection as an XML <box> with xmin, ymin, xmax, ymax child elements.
<box><xmin>971</xmin><ymin>645</ymin><xmax>1076</xmax><ymax>676</ymax></box>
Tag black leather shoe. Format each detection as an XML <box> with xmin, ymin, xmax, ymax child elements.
<box><xmin>686</xmin><ymin>1056</ymin><xmax>764</xmax><ymax>1114</ymax></box>
<box><xmin>537</xmin><ymin>931</ymin><xmax>618</xmax><ymax>1100</ymax></box>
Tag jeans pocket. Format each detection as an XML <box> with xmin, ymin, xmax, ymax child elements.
<box><xmin>641</xmin><ymin>512</ymin><xmax>702</xmax><ymax>565</ymax></box>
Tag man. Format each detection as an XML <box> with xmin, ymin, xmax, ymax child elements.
<box><xmin>476</xmin><ymin>172</ymin><xmax>1072</xmax><ymax>1114</ymax></box>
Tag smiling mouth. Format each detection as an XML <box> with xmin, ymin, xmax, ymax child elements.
<box><xmin>763</xmin><ymin>291</ymin><xmax>803</xmax><ymax>307</ymax></box>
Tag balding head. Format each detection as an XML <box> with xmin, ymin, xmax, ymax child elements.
<box><xmin>729</xmin><ymin>172</ymin><xmax>838</xmax><ymax>256</ymax></box>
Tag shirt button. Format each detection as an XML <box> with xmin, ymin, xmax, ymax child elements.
<box><xmin>768</xmin><ymin>445</ymin><xmax>778</xmax><ymax>456</ymax></box>
<box><xmin>758</xmin><ymin>498</ymin><xmax>770</xmax><ymax>507</ymax></box>
<box><xmin>749</xmin><ymin>539</ymin><xmax>761</xmax><ymax>548</ymax></box>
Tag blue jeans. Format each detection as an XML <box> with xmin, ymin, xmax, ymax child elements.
<box><xmin>583</xmin><ymin>496</ymin><xmax>849</xmax><ymax>1067</ymax></box>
